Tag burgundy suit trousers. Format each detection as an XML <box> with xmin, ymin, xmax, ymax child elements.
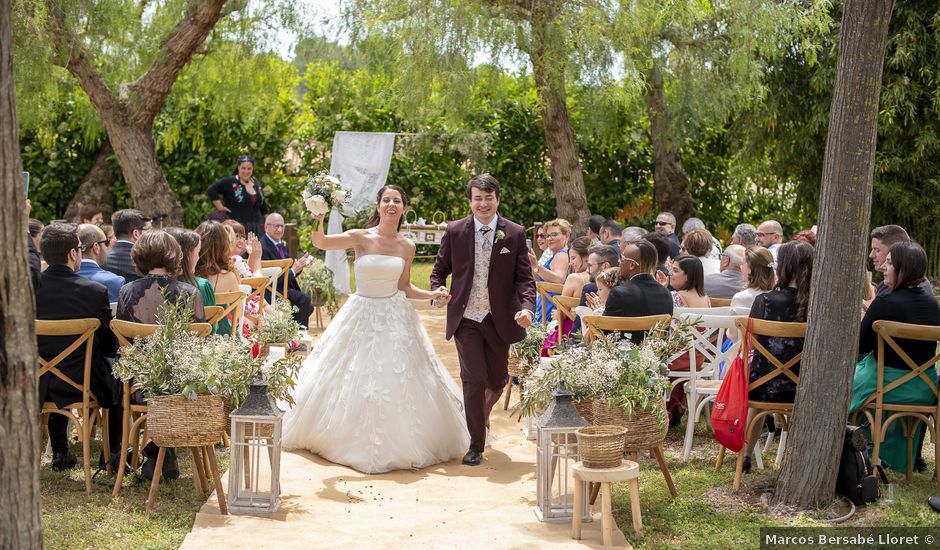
<box><xmin>454</xmin><ymin>314</ymin><xmax>510</xmax><ymax>453</ymax></box>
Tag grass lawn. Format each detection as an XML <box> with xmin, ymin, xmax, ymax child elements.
<box><xmin>41</xmin><ymin>440</ymin><xmax>228</xmax><ymax>550</ymax></box>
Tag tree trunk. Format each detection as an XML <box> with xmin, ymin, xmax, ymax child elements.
<box><xmin>527</xmin><ymin>4</ymin><xmax>590</xmax><ymax>233</ymax></box>
<box><xmin>63</xmin><ymin>141</ymin><xmax>116</xmax><ymax>221</ymax></box>
<box><xmin>0</xmin><ymin>0</ymin><xmax>43</xmax><ymax>546</ymax></box>
<box><xmin>44</xmin><ymin>0</ymin><xmax>229</xmax><ymax>226</ymax></box>
<box><xmin>104</xmin><ymin>121</ymin><xmax>183</xmax><ymax>223</ymax></box>
<box><xmin>773</xmin><ymin>0</ymin><xmax>894</xmax><ymax>509</ymax></box>
<box><xmin>646</xmin><ymin>65</ymin><xmax>695</xmax><ymax>226</ymax></box>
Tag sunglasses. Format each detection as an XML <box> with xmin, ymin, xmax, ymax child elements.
<box><xmin>755</xmin><ymin>231</ymin><xmax>779</xmax><ymax>237</ymax></box>
<box><xmin>654</xmin><ymin>221</ymin><xmax>671</xmax><ymax>227</ymax></box>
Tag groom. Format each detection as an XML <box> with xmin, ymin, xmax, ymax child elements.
<box><xmin>431</xmin><ymin>174</ymin><xmax>536</xmax><ymax>466</ymax></box>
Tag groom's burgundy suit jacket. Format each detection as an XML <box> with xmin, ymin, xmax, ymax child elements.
<box><xmin>431</xmin><ymin>215</ymin><xmax>536</xmax><ymax>344</ymax></box>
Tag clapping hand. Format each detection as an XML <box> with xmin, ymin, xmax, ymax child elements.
<box><xmin>432</xmin><ymin>286</ymin><xmax>451</xmax><ymax>307</ymax></box>
<box><xmin>586</xmin><ymin>292</ymin><xmax>602</xmax><ymax>311</ymax></box>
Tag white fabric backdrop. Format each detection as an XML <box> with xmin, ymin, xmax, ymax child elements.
<box><xmin>325</xmin><ymin>131</ymin><xmax>397</xmax><ymax>293</ymax></box>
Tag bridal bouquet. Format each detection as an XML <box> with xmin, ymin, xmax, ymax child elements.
<box><xmin>302</xmin><ymin>171</ymin><xmax>352</xmax><ymax>230</ymax></box>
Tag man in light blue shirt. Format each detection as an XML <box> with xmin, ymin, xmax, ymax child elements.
<box><xmin>77</xmin><ymin>224</ymin><xmax>124</xmax><ymax>301</ymax></box>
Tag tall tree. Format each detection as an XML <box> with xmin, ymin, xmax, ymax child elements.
<box><xmin>33</xmin><ymin>0</ymin><xmax>231</xmax><ymax>224</ymax></box>
<box><xmin>773</xmin><ymin>0</ymin><xmax>895</xmax><ymax>508</ymax></box>
<box><xmin>611</xmin><ymin>0</ymin><xmax>823</xmax><ymax>226</ymax></box>
<box><xmin>350</xmin><ymin>0</ymin><xmax>595</xmax><ymax>232</ymax></box>
<box><xmin>0</xmin><ymin>0</ymin><xmax>42</xmax><ymax>545</ymax></box>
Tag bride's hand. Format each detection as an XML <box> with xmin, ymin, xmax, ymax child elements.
<box><xmin>432</xmin><ymin>287</ymin><xmax>451</xmax><ymax>307</ymax></box>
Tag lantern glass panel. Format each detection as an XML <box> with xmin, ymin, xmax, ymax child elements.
<box><xmin>228</xmin><ymin>417</ymin><xmax>282</xmax><ymax>513</ymax></box>
<box><xmin>535</xmin><ymin>425</ymin><xmax>589</xmax><ymax>522</ymax></box>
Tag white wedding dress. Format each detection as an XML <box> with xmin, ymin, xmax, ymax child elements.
<box><xmin>281</xmin><ymin>254</ymin><xmax>470</xmax><ymax>473</ymax></box>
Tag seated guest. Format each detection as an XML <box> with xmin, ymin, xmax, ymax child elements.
<box><xmin>104</xmin><ymin>209</ymin><xmax>151</xmax><ymax>282</ymax></box>
<box><xmin>681</xmin><ymin>229</ymin><xmax>720</xmax><ymax>276</ymax></box>
<box><xmin>167</xmin><ymin>227</ymin><xmax>230</xmax><ymax>336</ymax></box>
<box><xmin>222</xmin><ymin>219</ymin><xmax>262</xmax><ymax>277</ymax></box>
<box><xmin>599</xmin><ymin>219</ymin><xmax>624</xmax><ymax>251</ymax></box>
<box><xmin>792</xmin><ymin>229</ymin><xmax>816</xmax><ymax>246</ymax></box>
<box><xmin>868</xmin><ymin>224</ymin><xmax>932</xmax><ymax>298</ymax></box>
<box><xmin>587</xmin><ymin>214</ymin><xmax>606</xmax><ymax>245</ymax></box>
<box><xmin>36</xmin><ymin>223</ymin><xmax>122</xmax><ymax>470</ymax></box>
<box><xmin>572</xmin><ymin>244</ymin><xmax>619</xmax><ymax>334</ymax></box>
<box><xmin>26</xmin><ymin>204</ymin><xmax>42</xmax><ymax>289</ymax></box>
<box><xmin>528</xmin><ymin>218</ymin><xmax>571</xmax><ymax>324</ymax></box>
<box><xmin>259</xmin><ymin>213</ymin><xmax>314</xmax><ymax>327</ymax></box>
<box><xmin>604</xmin><ymin>240</ymin><xmax>674</xmax><ymax>345</ymax></box>
<box><xmin>196</xmin><ymin>221</ymin><xmax>242</xmax><ymax>294</ymax></box>
<box><xmin>755</xmin><ymin>219</ymin><xmax>784</xmax><ymax>260</ymax></box>
<box><xmin>116</xmin><ymin>229</ymin><xmax>206</xmax><ymax>324</ymax></box>
<box><xmin>682</xmin><ymin>217</ymin><xmax>722</xmax><ymax>259</ymax></box>
<box><xmin>731</xmin><ymin>246</ymin><xmax>776</xmax><ymax>310</ymax></box>
<box><xmin>77</xmin><ymin>223</ymin><xmax>124</xmax><ymax>302</ymax></box>
<box><xmin>669</xmin><ymin>255</ymin><xmax>711</xmax><ymax>308</ymax></box>
<box><xmin>542</xmin><ymin>236</ymin><xmax>592</xmax><ymax>355</ymax></box>
<box><xmin>584</xmin><ymin>267</ymin><xmax>622</xmax><ymax>315</ymax></box>
<box><xmin>730</xmin><ymin>223</ymin><xmax>757</xmax><ymax>247</ymax></box>
<box><xmin>100</xmin><ymin>223</ymin><xmax>115</xmax><ymax>248</ymax></box>
<box><xmin>740</xmin><ymin>240</ymin><xmax>814</xmax><ymax>473</ymax></box>
<box><xmin>621</xmin><ymin>226</ymin><xmax>648</xmax><ymax>248</ymax></box>
<box><xmin>28</xmin><ymin>217</ymin><xmax>44</xmax><ymax>256</ymax></box>
<box><xmin>653</xmin><ymin>211</ymin><xmax>681</xmax><ymax>259</ymax></box>
<box><xmin>704</xmin><ymin>244</ymin><xmax>746</xmax><ymax>299</ymax></box>
<box><xmin>850</xmin><ymin>241</ymin><xmax>940</xmax><ymax>472</ymax></box>
<box><xmin>643</xmin><ymin>231</ymin><xmax>672</xmax><ymax>287</ymax></box>
<box><xmin>79</xmin><ymin>204</ymin><xmax>104</xmax><ymax>226</ymax></box>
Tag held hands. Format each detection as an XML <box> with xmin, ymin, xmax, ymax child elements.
<box><xmin>431</xmin><ymin>286</ymin><xmax>451</xmax><ymax>308</ymax></box>
<box><xmin>514</xmin><ymin>310</ymin><xmax>534</xmax><ymax>328</ymax></box>
<box><xmin>586</xmin><ymin>292</ymin><xmax>602</xmax><ymax>311</ymax></box>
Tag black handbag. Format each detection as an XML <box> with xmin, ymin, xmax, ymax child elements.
<box><xmin>836</xmin><ymin>425</ymin><xmax>887</xmax><ymax>506</ymax></box>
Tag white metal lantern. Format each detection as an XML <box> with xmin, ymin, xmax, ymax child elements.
<box><xmin>535</xmin><ymin>382</ymin><xmax>591</xmax><ymax>523</ymax></box>
<box><xmin>228</xmin><ymin>376</ymin><xmax>283</xmax><ymax>514</ymax></box>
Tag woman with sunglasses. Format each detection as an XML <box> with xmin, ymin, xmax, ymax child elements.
<box><xmin>208</xmin><ymin>154</ymin><xmax>270</xmax><ymax>238</ymax></box>
<box><xmin>528</xmin><ymin>218</ymin><xmax>571</xmax><ymax>324</ymax></box>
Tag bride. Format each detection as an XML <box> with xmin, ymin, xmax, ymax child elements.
<box><xmin>281</xmin><ymin>185</ymin><xmax>470</xmax><ymax>473</ymax></box>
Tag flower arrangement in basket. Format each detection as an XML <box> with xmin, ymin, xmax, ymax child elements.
<box><xmin>302</xmin><ymin>171</ymin><xmax>353</xmax><ymax>230</ymax></box>
<box><xmin>517</xmin><ymin>319</ymin><xmax>697</xmax><ymax>439</ymax></box>
<box><xmin>508</xmin><ymin>323</ymin><xmax>547</xmax><ymax>378</ymax></box>
<box><xmin>255</xmin><ymin>298</ymin><xmax>305</xmax><ymax>351</ymax></box>
<box><xmin>112</xmin><ymin>298</ymin><xmax>303</xmax><ymax>446</ymax></box>
<box><xmin>296</xmin><ymin>257</ymin><xmax>340</xmax><ymax>317</ymax></box>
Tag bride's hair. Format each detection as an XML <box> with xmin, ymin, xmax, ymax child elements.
<box><xmin>364</xmin><ymin>185</ymin><xmax>409</xmax><ymax>231</ymax></box>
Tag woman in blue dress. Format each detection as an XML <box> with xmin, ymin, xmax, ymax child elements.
<box><xmin>528</xmin><ymin>219</ymin><xmax>570</xmax><ymax>324</ymax></box>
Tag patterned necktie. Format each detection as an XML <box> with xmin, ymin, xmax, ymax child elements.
<box><xmin>480</xmin><ymin>226</ymin><xmax>492</xmax><ymax>251</ymax></box>
<box><xmin>275</xmin><ymin>241</ymin><xmax>286</xmax><ymax>259</ymax></box>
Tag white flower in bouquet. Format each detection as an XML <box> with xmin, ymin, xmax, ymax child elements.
<box><xmin>302</xmin><ymin>171</ymin><xmax>352</xmax><ymax>230</ymax></box>
<box><xmin>305</xmin><ymin>194</ymin><xmax>330</xmax><ymax>217</ymax></box>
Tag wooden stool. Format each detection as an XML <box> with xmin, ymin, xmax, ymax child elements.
<box><xmin>572</xmin><ymin>460</ymin><xmax>642</xmax><ymax>546</ymax></box>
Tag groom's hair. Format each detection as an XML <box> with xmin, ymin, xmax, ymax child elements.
<box><xmin>467</xmin><ymin>174</ymin><xmax>500</xmax><ymax>200</ymax></box>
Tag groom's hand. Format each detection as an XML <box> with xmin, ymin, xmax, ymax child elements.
<box><xmin>432</xmin><ymin>286</ymin><xmax>451</xmax><ymax>307</ymax></box>
<box><xmin>514</xmin><ymin>310</ymin><xmax>533</xmax><ymax>328</ymax></box>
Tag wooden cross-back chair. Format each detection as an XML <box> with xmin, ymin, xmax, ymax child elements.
<box><xmin>671</xmin><ymin>313</ymin><xmax>747</xmax><ymax>462</ymax></box>
<box><xmin>37</xmin><ymin>318</ymin><xmax>103</xmax><ymax>494</ymax></box>
<box><xmin>109</xmin><ymin>320</ymin><xmax>213</xmax><ymax>499</ymax></box>
<box><xmin>710</xmin><ymin>297</ymin><xmax>732</xmax><ymax>307</ymax></box>
<box><xmin>853</xmin><ymin>320</ymin><xmax>940</xmax><ymax>486</ymax></box>
<box><xmin>240</xmin><ymin>276</ymin><xmax>272</xmax><ymax>329</ymax></box>
<box><xmin>715</xmin><ymin>317</ymin><xmax>806</xmax><ymax>491</ymax></box>
<box><xmin>261</xmin><ymin>259</ymin><xmax>293</xmax><ymax>303</ymax></box>
<box><xmin>581</xmin><ymin>314</ymin><xmax>672</xmax><ymax>344</ymax></box>
<box><xmin>535</xmin><ymin>281</ymin><xmax>564</xmax><ymax>328</ymax></box>
<box><xmin>210</xmin><ymin>290</ymin><xmax>246</xmax><ymax>338</ymax></box>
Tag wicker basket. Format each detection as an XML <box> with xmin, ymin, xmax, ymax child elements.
<box><xmin>507</xmin><ymin>356</ymin><xmax>530</xmax><ymax>378</ymax></box>
<box><xmin>577</xmin><ymin>425</ymin><xmax>628</xmax><ymax>469</ymax></box>
<box><xmin>147</xmin><ymin>394</ymin><xmax>226</xmax><ymax>447</ymax></box>
<box><xmin>592</xmin><ymin>399</ymin><xmax>667</xmax><ymax>452</ymax></box>
<box><xmin>574</xmin><ymin>398</ymin><xmax>595</xmax><ymax>424</ymax></box>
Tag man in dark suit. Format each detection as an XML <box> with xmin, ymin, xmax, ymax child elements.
<box><xmin>103</xmin><ymin>208</ymin><xmax>150</xmax><ymax>282</ymax></box>
<box><xmin>604</xmin><ymin>240</ymin><xmax>673</xmax><ymax>345</ymax></box>
<box><xmin>36</xmin><ymin>223</ymin><xmax>122</xmax><ymax>470</ymax></box>
<box><xmin>654</xmin><ymin>211</ymin><xmax>681</xmax><ymax>259</ymax></box>
<box><xmin>431</xmin><ymin>174</ymin><xmax>536</xmax><ymax>466</ymax></box>
<box><xmin>260</xmin><ymin>212</ymin><xmax>314</xmax><ymax>327</ymax></box>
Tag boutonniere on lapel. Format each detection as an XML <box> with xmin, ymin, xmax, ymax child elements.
<box><xmin>494</xmin><ymin>230</ymin><xmax>505</xmax><ymax>242</ymax></box>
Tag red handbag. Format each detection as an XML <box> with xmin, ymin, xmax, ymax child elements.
<box><xmin>711</xmin><ymin>319</ymin><xmax>752</xmax><ymax>452</ymax></box>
